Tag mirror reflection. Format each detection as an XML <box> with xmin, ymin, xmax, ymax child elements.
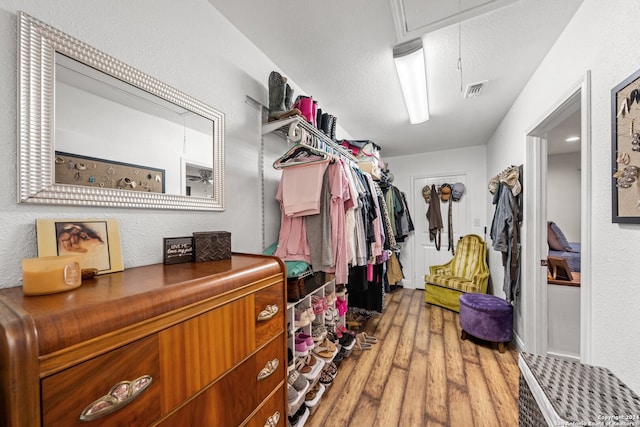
<box><xmin>18</xmin><ymin>12</ymin><xmax>225</xmax><ymax>211</ymax></box>
<box><xmin>55</xmin><ymin>53</ymin><xmax>214</xmax><ymax>195</ymax></box>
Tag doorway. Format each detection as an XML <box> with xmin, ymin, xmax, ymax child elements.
<box><xmin>524</xmin><ymin>72</ymin><xmax>592</xmax><ymax>362</ymax></box>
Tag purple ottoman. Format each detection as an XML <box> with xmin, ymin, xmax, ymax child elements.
<box><xmin>459</xmin><ymin>293</ymin><xmax>513</xmax><ymax>353</ymax></box>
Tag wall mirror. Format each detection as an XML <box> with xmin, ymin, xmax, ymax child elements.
<box><xmin>18</xmin><ymin>12</ymin><xmax>225</xmax><ymax>210</ymax></box>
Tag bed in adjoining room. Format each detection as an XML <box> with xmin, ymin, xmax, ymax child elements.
<box><xmin>547</xmin><ymin>221</ymin><xmax>580</xmax><ymax>273</ymax></box>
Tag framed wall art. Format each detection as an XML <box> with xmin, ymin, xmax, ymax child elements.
<box><xmin>611</xmin><ymin>67</ymin><xmax>640</xmax><ymax>223</ymax></box>
<box><xmin>36</xmin><ymin>218</ymin><xmax>124</xmax><ymax>274</ymax></box>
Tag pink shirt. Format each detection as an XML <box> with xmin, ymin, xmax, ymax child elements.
<box><xmin>281</xmin><ymin>160</ymin><xmax>329</xmax><ymax>217</ymax></box>
<box><xmin>274</xmin><ymin>178</ymin><xmax>311</xmax><ymax>263</ymax></box>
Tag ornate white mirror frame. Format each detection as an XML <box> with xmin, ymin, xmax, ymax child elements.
<box><xmin>17</xmin><ymin>12</ymin><xmax>225</xmax><ymax>211</ymax></box>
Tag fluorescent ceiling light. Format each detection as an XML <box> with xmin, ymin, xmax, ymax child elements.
<box><xmin>393</xmin><ymin>38</ymin><xmax>429</xmax><ymax>124</ymax></box>
<box><xmin>565</xmin><ymin>136</ymin><xmax>580</xmax><ymax>142</ymax></box>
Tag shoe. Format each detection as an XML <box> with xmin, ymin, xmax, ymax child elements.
<box><xmin>304</xmin><ymin>353</ymin><xmax>317</xmax><ymax>367</ymax></box>
<box><xmin>293</xmin><ymin>96</ymin><xmax>314</xmax><ymax>123</ymax></box>
<box><xmin>296</xmin><ymin>332</ymin><xmax>315</xmax><ymax>350</ymax></box>
<box><xmin>330</xmin><ymin>116</ymin><xmax>337</xmax><ymax>140</ymax></box>
<box><xmin>295</xmin><ymin>338</ymin><xmax>309</xmax><ymax>356</ymax></box>
<box><xmin>288</xmin><ymin>348</ymin><xmax>294</xmax><ymax>371</ymax></box>
<box><xmin>319</xmin><ymin>370</ymin><xmax>334</xmax><ymax>386</ymax></box>
<box><xmin>295</xmin><ymin>357</ymin><xmax>312</xmax><ymax>374</ymax></box>
<box><xmin>310</xmin><ymin>295</ymin><xmax>324</xmax><ymax>314</ymax></box>
<box><xmin>336</xmin><ymin>297</ymin><xmax>348</xmax><ymax>316</ymax></box>
<box><xmin>294</xmin><ymin>308</ymin><xmax>310</xmax><ymax>328</ymax></box>
<box><xmin>312</xmin><ymin>324</ymin><xmax>327</xmax><ymax>343</ymax></box>
<box><xmin>268</xmin><ymin>71</ymin><xmax>301</xmax><ymax>122</ymax></box>
<box><xmin>355</xmin><ymin>333</ymin><xmax>372</xmax><ymax>350</ymax></box>
<box><xmin>287</xmin><ymin>370</ymin><xmax>308</xmax><ymax>392</ymax></box>
<box><xmin>358</xmin><ymin>332</ymin><xmax>378</xmax><ymax>344</ymax></box>
<box><xmin>288</xmin><ymin>385</ymin><xmax>298</xmax><ymax>403</ymax></box>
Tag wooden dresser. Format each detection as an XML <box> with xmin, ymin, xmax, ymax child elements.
<box><xmin>0</xmin><ymin>253</ymin><xmax>287</xmax><ymax>427</ymax></box>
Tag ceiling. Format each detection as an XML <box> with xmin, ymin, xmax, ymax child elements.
<box><xmin>208</xmin><ymin>0</ymin><xmax>583</xmax><ymax>158</ymax></box>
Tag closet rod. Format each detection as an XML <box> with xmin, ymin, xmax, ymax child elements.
<box><xmin>295</xmin><ymin>119</ymin><xmax>358</xmax><ymax>163</ymax></box>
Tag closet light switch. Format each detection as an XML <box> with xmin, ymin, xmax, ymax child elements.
<box><xmin>473</xmin><ymin>218</ymin><xmax>480</xmax><ymax>227</ymax></box>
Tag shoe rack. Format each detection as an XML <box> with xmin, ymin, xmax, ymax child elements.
<box><xmin>286</xmin><ymin>278</ymin><xmax>352</xmax><ymax>426</ymax></box>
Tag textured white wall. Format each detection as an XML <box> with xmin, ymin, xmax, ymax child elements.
<box><xmin>0</xmin><ymin>0</ymin><xmax>288</xmax><ymax>288</ymax></box>
<box><xmin>547</xmin><ymin>152</ymin><xmax>581</xmax><ymax>242</ymax></box>
<box><xmin>486</xmin><ymin>0</ymin><xmax>640</xmax><ymax>392</ymax></box>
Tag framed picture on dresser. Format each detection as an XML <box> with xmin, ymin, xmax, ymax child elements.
<box><xmin>36</xmin><ymin>218</ymin><xmax>124</xmax><ymax>274</ymax></box>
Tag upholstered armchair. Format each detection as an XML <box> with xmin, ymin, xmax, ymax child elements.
<box><xmin>424</xmin><ymin>234</ymin><xmax>489</xmax><ymax>312</ymax></box>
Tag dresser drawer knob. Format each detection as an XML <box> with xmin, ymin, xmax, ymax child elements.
<box><xmin>79</xmin><ymin>375</ymin><xmax>152</xmax><ymax>422</ymax></box>
<box><xmin>257</xmin><ymin>304</ymin><xmax>279</xmax><ymax>321</ymax></box>
<box><xmin>257</xmin><ymin>358</ymin><xmax>279</xmax><ymax>381</ymax></box>
<box><xmin>264</xmin><ymin>410</ymin><xmax>281</xmax><ymax>427</ymax></box>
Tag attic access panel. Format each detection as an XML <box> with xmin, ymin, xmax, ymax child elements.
<box><xmin>395</xmin><ymin>0</ymin><xmax>519</xmax><ymax>37</ymax></box>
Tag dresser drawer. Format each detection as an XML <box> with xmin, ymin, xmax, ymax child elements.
<box><xmin>41</xmin><ymin>334</ymin><xmax>161</xmax><ymax>427</ymax></box>
<box><xmin>254</xmin><ymin>281</ymin><xmax>285</xmax><ymax>348</ymax></box>
<box><xmin>243</xmin><ymin>385</ymin><xmax>287</xmax><ymax>427</ymax></box>
<box><xmin>156</xmin><ymin>334</ymin><xmax>285</xmax><ymax>427</ymax></box>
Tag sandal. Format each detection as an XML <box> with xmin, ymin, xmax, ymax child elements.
<box><xmin>359</xmin><ymin>332</ymin><xmax>378</xmax><ymax>344</ymax></box>
<box><xmin>313</xmin><ymin>341</ymin><xmax>335</xmax><ymax>358</ymax></box>
<box><xmin>322</xmin><ymin>363</ymin><xmax>337</xmax><ymax>378</ymax></box>
<box><xmin>295</xmin><ymin>357</ymin><xmax>312</xmax><ymax>374</ymax></box>
<box><xmin>355</xmin><ymin>334</ymin><xmax>372</xmax><ymax>350</ymax></box>
<box><xmin>319</xmin><ymin>370</ymin><xmax>334</xmax><ymax>385</ymax></box>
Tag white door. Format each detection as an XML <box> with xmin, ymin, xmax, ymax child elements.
<box><xmin>412</xmin><ymin>174</ymin><xmax>469</xmax><ymax>289</ymax></box>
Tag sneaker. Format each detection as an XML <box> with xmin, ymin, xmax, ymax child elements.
<box><xmin>296</xmin><ymin>332</ymin><xmax>315</xmax><ymax>350</ymax></box>
<box><xmin>294</xmin><ymin>338</ymin><xmax>309</xmax><ymax>356</ymax></box>
<box><xmin>288</xmin><ymin>385</ymin><xmax>298</xmax><ymax>403</ymax></box>
<box><xmin>287</xmin><ymin>369</ymin><xmax>309</xmax><ymax>392</ymax></box>
<box><xmin>294</xmin><ymin>308</ymin><xmax>310</xmax><ymax>328</ymax></box>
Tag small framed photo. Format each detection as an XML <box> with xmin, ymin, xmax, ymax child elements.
<box><xmin>163</xmin><ymin>237</ymin><xmax>194</xmax><ymax>265</ymax></box>
<box><xmin>36</xmin><ymin>218</ymin><xmax>124</xmax><ymax>275</ymax></box>
<box><xmin>547</xmin><ymin>256</ymin><xmax>572</xmax><ymax>281</ymax></box>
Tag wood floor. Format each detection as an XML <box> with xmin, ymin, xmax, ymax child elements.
<box><xmin>306</xmin><ymin>288</ymin><xmax>520</xmax><ymax>427</ymax></box>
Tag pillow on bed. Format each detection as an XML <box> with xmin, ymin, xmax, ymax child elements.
<box><xmin>548</xmin><ymin>222</ymin><xmax>572</xmax><ymax>251</ymax></box>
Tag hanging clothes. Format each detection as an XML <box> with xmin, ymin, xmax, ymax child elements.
<box><xmin>426</xmin><ymin>184</ymin><xmax>443</xmax><ymax>250</ymax></box>
<box><xmin>274</xmin><ymin>177</ymin><xmax>311</xmax><ymax>263</ymax></box>
<box><xmin>489</xmin><ymin>165</ymin><xmax>523</xmax><ymax>302</ymax></box>
<box><xmin>305</xmin><ymin>169</ymin><xmax>333</xmax><ymax>272</ymax></box>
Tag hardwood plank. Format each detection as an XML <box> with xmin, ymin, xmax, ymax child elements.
<box><xmin>392</xmin><ymin>296</ymin><xmax>419</xmax><ymax>371</ymax></box>
<box><xmin>477</xmin><ymin>345</ymin><xmax>519</xmax><ymax>427</ymax></box>
<box><xmin>448</xmin><ymin>383</ymin><xmax>474</xmax><ymax>427</ymax></box>
<box><xmin>347</xmin><ymin>393</ymin><xmax>379</xmax><ymax>427</ymax></box>
<box><xmin>465</xmin><ymin>359</ymin><xmax>500</xmax><ymax>427</ymax></box>
<box><xmin>392</xmin><ymin>292</ymin><xmax>412</xmax><ymax>327</ymax></box>
<box><xmin>415</xmin><ymin>294</ymin><xmax>431</xmax><ymax>354</ymax></box>
<box><xmin>495</xmin><ymin>348</ymin><xmax>520</xmax><ymax>402</ymax></box>
<box><xmin>363</xmin><ymin>325</ymin><xmax>401</xmax><ymax>400</ymax></box>
<box><xmin>429</xmin><ymin>303</ymin><xmax>444</xmax><ymax>335</ymax></box>
<box><xmin>443</xmin><ymin>314</ymin><xmax>466</xmax><ymax>387</ymax></box>
<box><xmin>426</xmin><ymin>332</ymin><xmax>448</xmax><ymax>425</ymax></box>
<box><xmin>373</xmin><ymin>366</ymin><xmax>408</xmax><ymax>427</ymax></box>
<box><xmin>399</xmin><ymin>348</ymin><xmax>428</xmax><ymax>426</ymax></box>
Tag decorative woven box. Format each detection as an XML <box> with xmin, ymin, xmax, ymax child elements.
<box><xmin>192</xmin><ymin>231</ymin><xmax>231</xmax><ymax>262</ymax></box>
<box><xmin>518</xmin><ymin>352</ymin><xmax>640</xmax><ymax>426</ymax></box>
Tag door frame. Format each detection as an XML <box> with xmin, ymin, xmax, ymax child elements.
<box><xmin>524</xmin><ymin>71</ymin><xmax>592</xmax><ymax>362</ymax></box>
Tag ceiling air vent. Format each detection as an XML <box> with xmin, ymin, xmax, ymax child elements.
<box><xmin>464</xmin><ymin>80</ymin><xmax>488</xmax><ymax>99</ymax></box>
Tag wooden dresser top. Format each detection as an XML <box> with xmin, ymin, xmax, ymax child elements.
<box><xmin>0</xmin><ymin>253</ymin><xmax>285</xmax><ymax>355</ymax></box>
